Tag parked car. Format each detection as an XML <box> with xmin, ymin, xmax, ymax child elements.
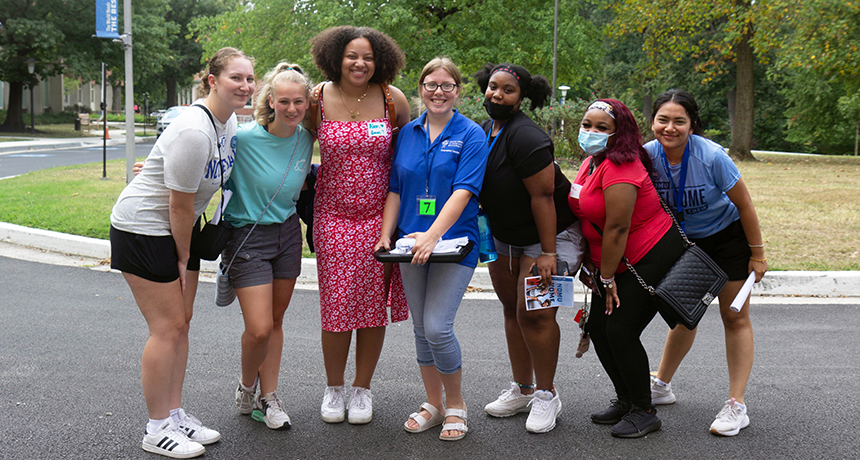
<box><xmin>156</xmin><ymin>106</ymin><xmax>189</xmax><ymax>138</ymax></box>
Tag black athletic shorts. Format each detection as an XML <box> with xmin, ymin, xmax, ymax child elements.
<box><xmin>110</xmin><ymin>224</ymin><xmax>202</xmax><ymax>283</ymax></box>
<box><xmin>690</xmin><ymin>219</ymin><xmax>752</xmax><ymax>281</ymax></box>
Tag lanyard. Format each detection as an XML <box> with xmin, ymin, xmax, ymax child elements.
<box><xmin>659</xmin><ymin>141</ymin><xmax>690</xmax><ymax>232</ymax></box>
<box><xmin>486</xmin><ymin>121</ymin><xmax>506</xmax><ymax>155</ymax></box>
<box><xmin>423</xmin><ymin>114</ymin><xmax>454</xmax><ymax>196</ymax></box>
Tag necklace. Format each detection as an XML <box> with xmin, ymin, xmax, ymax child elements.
<box><xmin>338</xmin><ymin>84</ymin><xmax>369</xmax><ymax>119</ymax></box>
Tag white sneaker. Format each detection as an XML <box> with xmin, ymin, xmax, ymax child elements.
<box><xmin>347</xmin><ymin>387</ymin><xmax>373</xmax><ymax>424</ymax></box>
<box><xmin>525</xmin><ymin>389</ymin><xmax>562</xmax><ymax>433</ymax></box>
<box><xmin>321</xmin><ymin>385</ymin><xmax>347</xmax><ymax>423</ymax></box>
<box><xmin>710</xmin><ymin>398</ymin><xmax>750</xmax><ymax>436</ymax></box>
<box><xmin>252</xmin><ymin>393</ymin><xmax>292</xmax><ymax>430</ymax></box>
<box><xmin>142</xmin><ymin>419</ymin><xmax>205</xmax><ymax>459</ymax></box>
<box><xmin>650</xmin><ymin>375</ymin><xmax>676</xmax><ymax>405</ymax></box>
<box><xmin>176</xmin><ymin>412</ymin><xmax>221</xmax><ymax>445</ymax></box>
<box><xmin>484</xmin><ymin>382</ymin><xmax>534</xmax><ymax>417</ymax></box>
<box><xmin>235</xmin><ymin>377</ymin><xmax>256</xmax><ymax>415</ymax></box>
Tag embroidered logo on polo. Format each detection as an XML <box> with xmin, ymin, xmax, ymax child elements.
<box><xmin>440</xmin><ymin>139</ymin><xmax>463</xmax><ymax>155</ymax></box>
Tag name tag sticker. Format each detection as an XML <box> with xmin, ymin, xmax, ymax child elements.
<box><xmin>368</xmin><ymin>122</ymin><xmax>387</xmax><ymax>137</ymax></box>
<box><xmin>570</xmin><ymin>183</ymin><xmax>582</xmax><ymax>199</ymax></box>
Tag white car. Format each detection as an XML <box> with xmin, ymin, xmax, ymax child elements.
<box><xmin>156</xmin><ymin>106</ymin><xmax>189</xmax><ymax>137</ymax></box>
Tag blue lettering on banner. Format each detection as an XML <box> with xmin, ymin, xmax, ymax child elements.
<box><xmin>95</xmin><ymin>0</ymin><xmax>120</xmax><ymax>38</ymax></box>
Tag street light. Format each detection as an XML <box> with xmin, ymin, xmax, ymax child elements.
<box><xmin>558</xmin><ymin>85</ymin><xmax>570</xmax><ymax>105</ymax></box>
<box><xmin>26</xmin><ymin>57</ymin><xmax>35</xmax><ymax>135</ymax></box>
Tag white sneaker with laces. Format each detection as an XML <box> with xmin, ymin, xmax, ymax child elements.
<box><xmin>650</xmin><ymin>375</ymin><xmax>676</xmax><ymax>405</ymax></box>
<box><xmin>176</xmin><ymin>412</ymin><xmax>221</xmax><ymax>445</ymax></box>
<box><xmin>710</xmin><ymin>398</ymin><xmax>750</xmax><ymax>436</ymax></box>
<box><xmin>525</xmin><ymin>389</ymin><xmax>562</xmax><ymax>433</ymax></box>
<box><xmin>253</xmin><ymin>393</ymin><xmax>292</xmax><ymax>430</ymax></box>
<box><xmin>321</xmin><ymin>385</ymin><xmax>347</xmax><ymax>423</ymax></box>
<box><xmin>142</xmin><ymin>419</ymin><xmax>205</xmax><ymax>459</ymax></box>
<box><xmin>235</xmin><ymin>377</ymin><xmax>256</xmax><ymax>415</ymax></box>
<box><xmin>347</xmin><ymin>386</ymin><xmax>373</xmax><ymax>424</ymax></box>
<box><xmin>484</xmin><ymin>382</ymin><xmax>534</xmax><ymax>417</ymax></box>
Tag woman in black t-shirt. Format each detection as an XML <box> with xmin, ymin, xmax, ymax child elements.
<box><xmin>473</xmin><ymin>63</ymin><xmax>585</xmax><ymax>434</ymax></box>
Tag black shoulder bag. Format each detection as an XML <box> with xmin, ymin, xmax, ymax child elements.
<box><xmin>190</xmin><ymin>104</ymin><xmax>231</xmax><ymax>261</ymax></box>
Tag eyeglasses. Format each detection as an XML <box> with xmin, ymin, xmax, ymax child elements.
<box><xmin>421</xmin><ymin>82</ymin><xmax>458</xmax><ymax>92</ymax></box>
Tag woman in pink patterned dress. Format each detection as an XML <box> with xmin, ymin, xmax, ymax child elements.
<box><xmin>310</xmin><ymin>26</ymin><xmax>411</xmax><ymax>425</ymax></box>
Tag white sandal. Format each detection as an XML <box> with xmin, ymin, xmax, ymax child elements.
<box><xmin>404</xmin><ymin>402</ymin><xmax>444</xmax><ymax>433</ymax></box>
<box><xmin>439</xmin><ymin>407</ymin><xmax>468</xmax><ymax>441</ymax></box>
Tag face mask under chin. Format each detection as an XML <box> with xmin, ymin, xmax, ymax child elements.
<box><xmin>483</xmin><ymin>99</ymin><xmax>518</xmax><ymax>121</ymax></box>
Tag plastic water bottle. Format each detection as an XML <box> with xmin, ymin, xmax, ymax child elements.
<box><xmin>477</xmin><ymin>210</ymin><xmax>497</xmax><ymax>263</ymax></box>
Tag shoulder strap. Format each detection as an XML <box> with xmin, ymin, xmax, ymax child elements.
<box><xmin>309</xmin><ymin>82</ymin><xmax>326</xmax><ymax>137</ymax></box>
<box><xmin>380</xmin><ymin>82</ymin><xmax>398</xmax><ymax>139</ymax></box>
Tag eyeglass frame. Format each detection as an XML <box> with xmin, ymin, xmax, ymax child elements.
<box><xmin>421</xmin><ymin>82</ymin><xmax>459</xmax><ymax>93</ymax></box>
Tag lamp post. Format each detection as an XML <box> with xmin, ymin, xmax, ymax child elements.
<box><xmin>26</xmin><ymin>57</ymin><xmax>35</xmax><ymax>135</ymax></box>
<box><xmin>558</xmin><ymin>85</ymin><xmax>570</xmax><ymax>132</ymax></box>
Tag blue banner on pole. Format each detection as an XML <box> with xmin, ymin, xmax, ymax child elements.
<box><xmin>95</xmin><ymin>0</ymin><xmax>120</xmax><ymax>39</ymax></box>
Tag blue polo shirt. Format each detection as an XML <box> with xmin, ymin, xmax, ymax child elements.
<box><xmin>390</xmin><ymin>110</ymin><xmax>489</xmax><ymax>267</ymax></box>
<box><xmin>644</xmin><ymin>134</ymin><xmax>741</xmax><ymax>238</ymax></box>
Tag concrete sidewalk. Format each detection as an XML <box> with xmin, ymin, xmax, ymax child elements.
<box><xmin>2</xmin><ymin>222</ymin><xmax>858</xmax><ymax>300</ymax></box>
<box><xmin>0</xmin><ymin>131</ymin><xmax>150</xmax><ymax>155</ymax></box>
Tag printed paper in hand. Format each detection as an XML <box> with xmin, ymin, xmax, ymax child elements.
<box><xmin>525</xmin><ymin>275</ymin><xmax>576</xmax><ymax>311</ymax></box>
<box><xmin>730</xmin><ymin>271</ymin><xmax>757</xmax><ymax>312</ymax></box>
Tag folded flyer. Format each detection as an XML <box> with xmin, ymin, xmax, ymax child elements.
<box><xmin>524</xmin><ymin>275</ymin><xmax>576</xmax><ymax>311</ymax></box>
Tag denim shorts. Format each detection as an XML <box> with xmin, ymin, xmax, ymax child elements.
<box><xmin>494</xmin><ymin>221</ymin><xmax>586</xmax><ymax>273</ymax></box>
<box><xmin>221</xmin><ymin>214</ymin><xmax>302</xmax><ymax>289</ymax></box>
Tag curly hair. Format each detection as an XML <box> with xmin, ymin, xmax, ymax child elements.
<box><xmin>651</xmin><ymin>89</ymin><xmax>705</xmax><ymax>136</ymax></box>
<box><xmin>310</xmin><ymin>26</ymin><xmax>405</xmax><ymax>84</ymax></box>
<box><xmin>472</xmin><ymin>63</ymin><xmax>552</xmax><ymax>110</ymax></box>
<box><xmin>591</xmin><ymin>98</ymin><xmax>652</xmax><ymax>172</ymax></box>
<box><xmin>254</xmin><ymin>62</ymin><xmax>312</xmax><ymax>126</ymax></box>
<box><xmin>197</xmin><ymin>47</ymin><xmax>253</xmax><ymax>98</ymax></box>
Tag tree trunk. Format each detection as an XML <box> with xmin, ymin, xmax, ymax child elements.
<box><xmin>643</xmin><ymin>92</ymin><xmax>653</xmax><ymax>124</ymax></box>
<box><xmin>113</xmin><ymin>85</ymin><xmax>123</xmax><ymax>112</ymax></box>
<box><xmin>729</xmin><ymin>25</ymin><xmax>756</xmax><ymax>161</ymax></box>
<box><xmin>727</xmin><ymin>89</ymin><xmax>735</xmax><ymax>134</ymax></box>
<box><xmin>0</xmin><ymin>81</ymin><xmax>27</xmax><ymax>131</ymax></box>
<box><xmin>166</xmin><ymin>74</ymin><xmax>178</xmax><ymax>108</ymax></box>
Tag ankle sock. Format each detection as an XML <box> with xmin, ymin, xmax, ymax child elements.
<box><xmin>654</xmin><ymin>378</ymin><xmax>669</xmax><ymax>388</ymax></box>
<box><xmin>147</xmin><ymin>417</ymin><xmax>169</xmax><ymax>434</ymax></box>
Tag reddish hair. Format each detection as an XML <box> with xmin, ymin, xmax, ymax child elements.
<box><xmin>598</xmin><ymin>98</ymin><xmax>652</xmax><ymax>172</ymax></box>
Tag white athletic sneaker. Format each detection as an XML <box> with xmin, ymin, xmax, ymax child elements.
<box><xmin>176</xmin><ymin>412</ymin><xmax>221</xmax><ymax>445</ymax></box>
<box><xmin>142</xmin><ymin>419</ymin><xmax>205</xmax><ymax>459</ymax></box>
<box><xmin>321</xmin><ymin>385</ymin><xmax>347</xmax><ymax>423</ymax></box>
<box><xmin>484</xmin><ymin>382</ymin><xmax>534</xmax><ymax>417</ymax></box>
<box><xmin>650</xmin><ymin>375</ymin><xmax>676</xmax><ymax>405</ymax></box>
<box><xmin>235</xmin><ymin>377</ymin><xmax>256</xmax><ymax>415</ymax></box>
<box><xmin>710</xmin><ymin>398</ymin><xmax>750</xmax><ymax>436</ymax></box>
<box><xmin>525</xmin><ymin>389</ymin><xmax>562</xmax><ymax>433</ymax></box>
<box><xmin>347</xmin><ymin>387</ymin><xmax>373</xmax><ymax>424</ymax></box>
<box><xmin>252</xmin><ymin>393</ymin><xmax>292</xmax><ymax>430</ymax></box>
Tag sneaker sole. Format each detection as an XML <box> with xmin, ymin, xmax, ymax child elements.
<box><xmin>591</xmin><ymin>415</ymin><xmax>624</xmax><ymax>425</ymax></box>
<box><xmin>190</xmin><ymin>434</ymin><xmax>221</xmax><ymax>445</ymax></box>
<box><xmin>526</xmin><ymin>402</ymin><xmax>562</xmax><ymax>433</ymax></box>
<box><xmin>610</xmin><ymin>419</ymin><xmax>662</xmax><ymax>438</ymax></box>
<box><xmin>710</xmin><ymin>415</ymin><xmax>750</xmax><ymax>436</ymax></box>
<box><xmin>252</xmin><ymin>410</ymin><xmax>291</xmax><ymax>430</ymax></box>
<box><xmin>484</xmin><ymin>405</ymin><xmax>531</xmax><ymax>418</ymax></box>
<box><xmin>347</xmin><ymin>414</ymin><xmax>372</xmax><ymax>424</ymax></box>
<box><xmin>142</xmin><ymin>442</ymin><xmax>205</xmax><ymax>459</ymax></box>
<box><xmin>321</xmin><ymin>412</ymin><xmax>346</xmax><ymax>423</ymax></box>
<box><xmin>651</xmin><ymin>394</ymin><xmax>676</xmax><ymax>405</ymax></box>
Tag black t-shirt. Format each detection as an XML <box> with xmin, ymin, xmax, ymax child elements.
<box><xmin>478</xmin><ymin>110</ymin><xmax>577</xmax><ymax>246</ymax></box>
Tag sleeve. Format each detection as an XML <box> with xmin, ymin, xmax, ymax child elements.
<box><xmin>600</xmin><ymin>159</ymin><xmax>648</xmax><ymax>189</ymax></box>
<box><xmin>508</xmin><ymin>125</ymin><xmax>553</xmax><ymax>179</ymax></box>
<box><xmin>711</xmin><ymin>145</ymin><xmax>742</xmax><ymax>193</ymax></box>
<box><xmin>452</xmin><ymin>124</ymin><xmax>489</xmax><ymax>196</ymax></box>
<box><xmin>389</xmin><ymin>130</ymin><xmax>407</xmax><ymax>195</ymax></box>
<box><xmin>163</xmin><ymin>128</ymin><xmax>212</xmax><ymax>193</ymax></box>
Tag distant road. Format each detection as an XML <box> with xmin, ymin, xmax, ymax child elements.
<box><xmin>0</xmin><ymin>139</ymin><xmax>155</xmax><ymax>179</ymax></box>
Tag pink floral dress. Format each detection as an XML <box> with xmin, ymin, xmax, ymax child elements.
<box><xmin>313</xmin><ymin>88</ymin><xmax>408</xmax><ymax>332</ymax></box>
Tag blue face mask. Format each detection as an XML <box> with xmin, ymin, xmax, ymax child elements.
<box><xmin>578</xmin><ymin>128</ymin><xmax>614</xmax><ymax>156</ymax></box>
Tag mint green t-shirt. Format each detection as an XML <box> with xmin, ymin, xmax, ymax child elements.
<box><xmin>224</xmin><ymin>122</ymin><xmax>314</xmax><ymax>227</ymax></box>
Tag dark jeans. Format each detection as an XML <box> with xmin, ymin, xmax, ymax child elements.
<box><xmin>588</xmin><ymin>228</ymin><xmax>685</xmax><ymax>409</ymax></box>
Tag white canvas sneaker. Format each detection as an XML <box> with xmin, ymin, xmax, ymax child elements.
<box><xmin>142</xmin><ymin>419</ymin><xmax>205</xmax><ymax>459</ymax></box>
<box><xmin>347</xmin><ymin>386</ymin><xmax>373</xmax><ymax>424</ymax></box>
<box><xmin>321</xmin><ymin>385</ymin><xmax>347</xmax><ymax>423</ymax></box>
<box><xmin>176</xmin><ymin>412</ymin><xmax>221</xmax><ymax>445</ymax></box>
<box><xmin>710</xmin><ymin>398</ymin><xmax>750</xmax><ymax>436</ymax></box>
<box><xmin>525</xmin><ymin>389</ymin><xmax>562</xmax><ymax>433</ymax></box>
<box><xmin>484</xmin><ymin>382</ymin><xmax>534</xmax><ymax>417</ymax></box>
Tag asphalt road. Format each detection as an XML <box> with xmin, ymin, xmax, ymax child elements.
<box><xmin>0</xmin><ymin>139</ymin><xmax>155</xmax><ymax>179</ymax></box>
<box><xmin>1</xmin><ymin>256</ymin><xmax>857</xmax><ymax>459</ymax></box>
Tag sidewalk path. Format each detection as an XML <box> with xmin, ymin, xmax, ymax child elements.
<box><xmin>0</xmin><ymin>132</ymin><xmax>149</xmax><ymax>156</ymax></box>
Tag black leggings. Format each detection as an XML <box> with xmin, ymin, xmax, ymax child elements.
<box><xmin>588</xmin><ymin>228</ymin><xmax>685</xmax><ymax>409</ymax></box>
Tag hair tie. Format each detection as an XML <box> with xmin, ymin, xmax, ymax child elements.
<box><xmin>492</xmin><ymin>67</ymin><xmax>520</xmax><ymax>81</ymax></box>
<box><xmin>588</xmin><ymin>101</ymin><xmax>615</xmax><ymax>119</ymax></box>
<box><xmin>282</xmin><ymin>66</ymin><xmax>303</xmax><ymax>75</ymax></box>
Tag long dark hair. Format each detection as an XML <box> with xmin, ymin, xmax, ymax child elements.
<box><xmin>651</xmin><ymin>89</ymin><xmax>705</xmax><ymax>136</ymax></box>
<box><xmin>472</xmin><ymin>63</ymin><xmax>552</xmax><ymax>110</ymax></box>
<box><xmin>597</xmin><ymin>98</ymin><xmax>652</xmax><ymax>172</ymax></box>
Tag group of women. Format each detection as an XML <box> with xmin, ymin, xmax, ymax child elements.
<box><xmin>109</xmin><ymin>24</ymin><xmax>766</xmax><ymax>459</ymax></box>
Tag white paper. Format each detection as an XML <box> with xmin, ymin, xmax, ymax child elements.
<box><xmin>210</xmin><ymin>189</ymin><xmax>233</xmax><ymax>225</ymax></box>
<box><xmin>524</xmin><ymin>275</ymin><xmax>576</xmax><ymax>310</ymax></box>
<box><xmin>390</xmin><ymin>236</ymin><xmax>468</xmax><ymax>255</ymax></box>
<box><xmin>730</xmin><ymin>271</ymin><xmax>757</xmax><ymax>312</ymax></box>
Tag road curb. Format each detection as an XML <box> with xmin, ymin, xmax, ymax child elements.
<box><xmin>1</xmin><ymin>221</ymin><xmax>858</xmax><ymax>297</ymax></box>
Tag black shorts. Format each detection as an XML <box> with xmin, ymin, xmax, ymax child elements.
<box><xmin>690</xmin><ymin>219</ymin><xmax>752</xmax><ymax>281</ymax></box>
<box><xmin>110</xmin><ymin>224</ymin><xmax>202</xmax><ymax>283</ymax></box>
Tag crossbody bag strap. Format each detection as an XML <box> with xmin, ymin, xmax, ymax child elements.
<box><xmin>193</xmin><ymin>103</ymin><xmax>224</xmax><ymax>222</ymax></box>
<box><xmin>381</xmin><ymin>82</ymin><xmax>398</xmax><ymax>140</ymax></box>
<box><xmin>309</xmin><ymin>82</ymin><xmax>326</xmax><ymax>138</ymax></box>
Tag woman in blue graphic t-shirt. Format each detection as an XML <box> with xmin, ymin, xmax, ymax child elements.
<box><xmin>643</xmin><ymin>89</ymin><xmax>768</xmax><ymax>438</ymax></box>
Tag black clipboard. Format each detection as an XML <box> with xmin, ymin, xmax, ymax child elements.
<box><xmin>374</xmin><ymin>240</ymin><xmax>474</xmax><ymax>263</ymax></box>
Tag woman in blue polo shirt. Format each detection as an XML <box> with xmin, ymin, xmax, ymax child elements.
<box><xmin>375</xmin><ymin>57</ymin><xmax>488</xmax><ymax>442</ymax></box>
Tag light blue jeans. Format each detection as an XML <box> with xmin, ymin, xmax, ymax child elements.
<box><xmin>399</xmin><ymin>262</ymin><xmax>474</xmax><ymax>374</ymax></box>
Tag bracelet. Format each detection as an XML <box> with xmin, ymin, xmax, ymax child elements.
<box><xmin>748</xmin><ymin>244</ymin><xmax>765</xmax><ymax>248</ymax></box>
<box><xmin>541</xmin><ymin>252</ymin><xmax>557</xmax><ymax>257</ymax></box>
<box><xmin>516</xmin><ymin>382</ymin><xmax>535</xmax><ymax>390</ymax></box>
<box><xmin>599</xmin><ymin>275</ymin><xmax>615</xmax><ymax>290</ymax></box>
<box><xmin>750</xmin><ymin>257</ymin><xmax>767</xmax><ymax>263</ymax></box>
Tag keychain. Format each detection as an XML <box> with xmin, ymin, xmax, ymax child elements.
<box><xmin>575</xmin><ymin>273</ymin><xmax>591</xmax><ymax>358</ymax></box>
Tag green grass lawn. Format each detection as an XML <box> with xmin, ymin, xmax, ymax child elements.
<box><xmin>1</xmin><ymin>153</ymin><xmax>858</xmax><ymax>270</ymax></box>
